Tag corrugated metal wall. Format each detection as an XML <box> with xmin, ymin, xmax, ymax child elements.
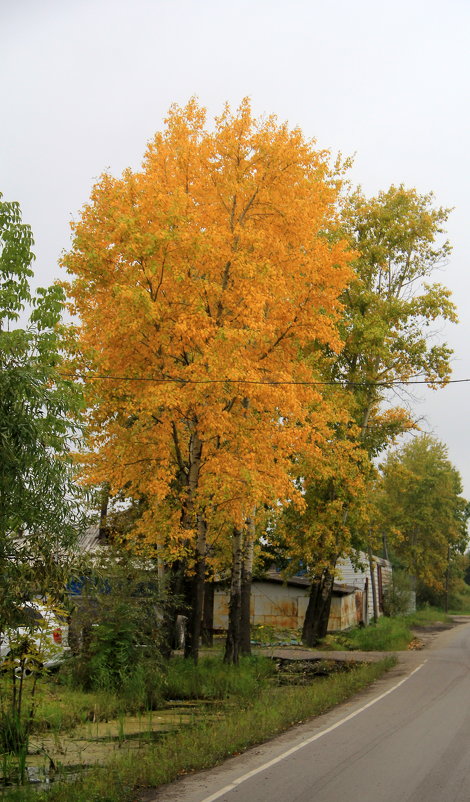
<box><xmin>213</xmin><ymin>582</ymin><xmax>306</xmax><ymax>630</ymax></box>
<box><xmin>214</xmin><ymin>583</ymin><xmax>360</xmax><ymax>631</ymax></box>
<box><xmin>213</xmin><ymin>553</ymin><xmax>393</xmax><ymax>632</ymax></box>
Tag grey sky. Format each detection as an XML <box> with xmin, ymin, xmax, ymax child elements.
<box><xmin>2</xmin><ymin>0</ymin><xmax>470</xmax><ymax>491</ymax></box>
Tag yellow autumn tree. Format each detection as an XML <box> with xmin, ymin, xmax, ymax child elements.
<box><xmin>62</xmin><ymin>99</ymin><xmax>353</xmax><ymax>660</ymax></box>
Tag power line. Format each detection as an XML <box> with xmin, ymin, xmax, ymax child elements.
<box><xmin>59</xmin><ymin>373</ymin><xmax>470</xmax><ymax>388</ymax></box>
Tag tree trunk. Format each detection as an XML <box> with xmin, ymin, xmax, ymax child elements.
<box><xmin>224</xmin><ymin>527</ymin><xmax>243</xmax><ymax>665</ymax></box>
<box><xmin>201</xmin><ymin>577</ymin><xmax>214</xmax><ymax>647</ymax></box>
<box><xmin>176</xmin><ymin>425</ymin><xmax>203</xmax><ymax>661</ymax></box>
<box><xmin>299</xmin><ymin>396</ymin><xmax>377</xmax><ymax>647</ymax></box>
<box><xmin>184</xmin><ymin>517</ymin><xmax>206</xmax><ymax>663</ymax></box>
<box><xmin>444</xmin><ymin>545</ymin><xmax>450</xmax><ymax>613</ymax></box>
<box><xmin>240</xmin><ymin>513</ymin><xmax>255</xmax><ymax>656</ymax></box>
<box><xmin>363</xmin><ymin>577</ymin><xmax>369</xmax><ymax>625</ymax></box>
<box><xmin>302</xmin><ymin>568</ymin><xmax>334</xmax><ymax>646</ymax></box>
<box><xmin>99</xmin><ymin>483</ymin><xmax>110</xmax><ymax>540</ymax></box>
<box><xmin>159</xmin><ymin>559</ymin><xmax>186</xmax><ymax>659</ymax></box>
<box><xmin>368</xmin><ymin>548</ymin><xmax>379</xmax><ymax>623</ymax></box>
<box><xmin>382</xmin><ymin>532</ymin><xmax>390</xmax><ymax>561</ymax></box>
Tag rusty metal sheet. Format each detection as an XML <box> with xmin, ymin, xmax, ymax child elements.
<box><xmin>213</xmin><ymin>583</ymin><xmax>365</xmax><ymax>634</ymax></box>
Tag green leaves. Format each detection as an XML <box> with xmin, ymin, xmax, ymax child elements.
<box><xmin>377</xmin><ymin>435</ymin><xmax>469</xmax><ymax>591</ymax></box>
<box><xmin>336</xmin><ymin>184</ymin><xmax>457</xmax><ymax>453</ymax></box>
<box><xmin>0</xmin><ymin>195</ymin><xmax>35</xmax><ymax>324</ymax></box>
<box><xmin>0</xmin><ymin>193</ymin><xmax>85</xmax><ymax>630</ymax></box>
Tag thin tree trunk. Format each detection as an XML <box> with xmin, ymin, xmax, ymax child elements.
<box><xmin>363</xmin><ymin>577</ymin><xmax>369</xmax><ymax>625</ymax></box>
<box><xmin>240</xmin><ymin>513</ymin><xmax>255</xmax><ymax>656</ymax></box>
<box><xmin>99</xmin><ymin>483</ymin><xmax>110</xmax><ymax>540</ymax></box>
<box><xmin>368</xmin><ymin>547</ymin><xmax>379</xmax><ymax>623</ymax></box>
<box><xmin>224</xmin><ymin>527</ymin><xmax>243</xmax><ymax>665</ymax></box>
<box><xmin>302</xmin><ymin>568</ymin><xmax>335</xmax><ymax>646</ymax></box>
<box><xmin>162</xmin><ymin>423</ymin><xmax>203</xmax><ymax>659</ymax></box>
<box><xmin>184</xmin><ymin>516</ymin><xmax>206</xmax><ymax>663</ymax></box>
<box><xmin>201</xmin><ymin>577</ymin><xmax>214</xmax><ymax>647</ymax></box>
<box><xmin>382</xmin><ymin>533</ymin><xmax>390</xmax><ymax>561</ymax></box>
<box><xmin>444</xmin><ymin>545</ymin><xmax>450</xmax><ymax>613</ymax></box>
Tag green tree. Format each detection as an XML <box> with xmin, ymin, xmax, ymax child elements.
<box><xmin>300</xmin><ymin>185</ymin><xmax>457</xmax><ymax>644</ymax></box>
<box><xmin>0</xmin><ymin>193</ymin><xmax>83</xmax><ymax>633</ymax></box>
<box><xmin>338</xmin><ymin>184</ymin><xmax>455</xmax><ymax>446</ymax></box>
<box><xmin>377</xmin><ymin>434</ymin><xmax>469</xmax><ymax>601</ymax></box>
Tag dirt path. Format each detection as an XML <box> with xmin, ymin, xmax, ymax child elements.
<box><xmin>256</xmin><ymin>615</ymin><xmax>470</xmax><ymax>665</ymax></box>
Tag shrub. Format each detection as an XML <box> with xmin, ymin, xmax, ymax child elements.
<box><xmin>63</xmin><ymin>554</ymin><xmax>167</xmax><ymax>709</ymax></box>
<box><xmin>382</xmin><ymin>570</ymin><xmax>414</xmax><ymax>617</ymax></box>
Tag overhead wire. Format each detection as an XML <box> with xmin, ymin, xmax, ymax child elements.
<box><xmin>58</xmin><ymin>373</ymin><xmax>470</xmax><ymax>388</ymax></box>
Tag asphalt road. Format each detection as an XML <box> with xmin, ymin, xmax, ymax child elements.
<box><xmin>148</xmin><ymin>621</ymin><xmax>470</xmax><ymax>802</ymax></box>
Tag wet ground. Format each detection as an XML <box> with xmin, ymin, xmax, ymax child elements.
<box><xmin>2</xmin><ymin>702</ymin><xmax>222</xmax><ymax>787</ymax></box>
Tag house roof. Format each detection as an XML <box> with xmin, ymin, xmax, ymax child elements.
<box><xmin>260</xmin><ymin>570</ymin><xmax>357</xmax><ymax>595</ymax></box>
<box><xmin>78</xmin><ymin>524</ymin><xmax>103</xmax><ymax>553</ymax></box>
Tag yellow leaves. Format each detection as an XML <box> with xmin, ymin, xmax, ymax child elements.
<box><xmin>62</xmin><ymin>98</ymin><xmax>360</xmax><ymax>560</ymax></box>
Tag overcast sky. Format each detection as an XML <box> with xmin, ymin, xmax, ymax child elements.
<box><xmin>2</xmin><ymin>0</ymin><xmax>470</xmax><ymax>493</ymax></box>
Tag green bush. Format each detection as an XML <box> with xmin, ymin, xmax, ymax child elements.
<box><xmin>63</xmin><ymin>555</ymin><xmax>167</xmax><ymax>709</ymax></box>
<box><xmin>382</xmin><ymin>570</ymin><xmax>414</xmax><ymax>617</ymax></box>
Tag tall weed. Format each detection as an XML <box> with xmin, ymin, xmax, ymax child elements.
<box><xmin>163</xmin><ymin>655</ymin><xmax>275</xmax><ymax>700</ymax></box>
<box><xmin>338</xmin><ymin>617</ymin><xmax>412</xmax><ymax>651</ymax></box>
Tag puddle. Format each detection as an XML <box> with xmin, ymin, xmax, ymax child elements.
<box><xmin>1</xmin><ymin>701</ymin><xmax>221</xmax><ymax>788</ymax></box>
<box><xmin>26</xmin><ymin>763</ymin><xmax>89</xmax><ymax>787</ymax></box>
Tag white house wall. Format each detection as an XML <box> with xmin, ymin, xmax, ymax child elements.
<box><xmin>336</xmin><ymin>554</ymin><xmax>392</xmax><ymax>623</ymax></box>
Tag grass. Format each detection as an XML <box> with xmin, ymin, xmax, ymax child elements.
<box><xmin>404</xmin><ymin>607</ymin><xmax>452</xmax><ymax>626</ymax></box>
<box><xmin>4</xmin><ymin>682</ymin><xmax>134</xmax><ymax>734</ymax></box>
<box><xmin>162</xmin><ymin>654</ymin><xmax>275</xmax><ymax>699</ymax></box>
<box><xmin>338</xmin><ymin>617</ymin><xmax>411</xmax><ymax>651</ymax></box>
<box><xmin>321</xmin><ymin>607</ymin><xmax>455</xmax><ymax>652</ymax></box>
<box><xmin>0</xmin><ymin>655</ymin><xmax>276</xmax><ymax>744</ymax></box>
<box><xmin>0</xmin><ymin>656</ymin><xmax>396</xmax><ymax>802</ymax></box>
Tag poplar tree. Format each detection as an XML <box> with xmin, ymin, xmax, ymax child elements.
<box><xmin>300</xmin><ymin>185</ymin><xmax>457</xmax><ymax>644</ymax></box>
<box><xmin>378</xmin><ymin>435</ymin><xmax>469</xmax><ymax>596</ymax></box>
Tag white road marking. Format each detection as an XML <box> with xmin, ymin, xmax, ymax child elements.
<box><xmin>200</xmin><ymin>661</ymin><xmax>427</xmax><ymax>802</ymax></box>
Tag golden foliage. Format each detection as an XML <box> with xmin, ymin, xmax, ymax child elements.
<box><xmin>62</xmin><ymin>99</ymin><xmax>354</xmax><ymax>556</ymax></box>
